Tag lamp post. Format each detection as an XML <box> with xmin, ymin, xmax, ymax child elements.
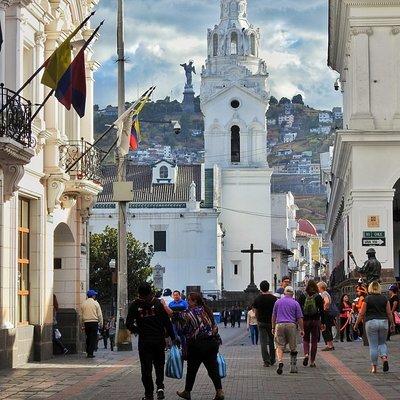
<box><xmin>109</xmin><ymin>259</ymin><xmax>116</xmax><ymax>316</ymax></box>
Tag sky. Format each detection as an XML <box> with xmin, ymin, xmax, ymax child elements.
<box><xmin>92</xmin><ymin>0</ymin><xmax>341</xmax><ymax>111</ymax></box>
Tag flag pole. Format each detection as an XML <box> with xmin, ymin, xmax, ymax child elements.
<box><xmin>0</xmin><ymin>11</ymin><xmax>96</xmax><ymax>113</ymax></box>
<box><xmin>115</xmin><ymin>0</ymin><xmax>132</xmax><ymax>352</ymax></box>
<box><xmin>29</xmin><ymin>90</ymin><xmax>54</xmax><ymax>123</ymax></box>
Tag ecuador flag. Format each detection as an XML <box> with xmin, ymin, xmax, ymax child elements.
<box><xmin>41</xmin><ymin>13</ymin><xmax>94</xmax><ymax>90</ymax></box>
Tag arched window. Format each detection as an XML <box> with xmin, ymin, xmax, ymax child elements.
<box><xmin>250</xmin><ymin>33</ymin><xmax>256</xmax><ymax>56</ymax></box>
<box><xmin>213</xmin><ymin>34</ymin><xmax>218</xmax><ymax>56</ymax></box>
<box><xmin>160</xmin><ymin>166</ymin><xmax>168</xmax><ymax>179</ymax></box>
<box><xmin>231</xmin><ymin>32</ymin><xmax>238</xmax><ymax>55</ymax></box>
<box><xmin>231</xmin><ymin>125</ymin><xmax>240</xmax><ymax>163</ymax></box>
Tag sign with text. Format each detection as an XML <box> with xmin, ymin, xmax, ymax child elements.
<box><xmin>363</xmin><ymin>231</ymin><xmax>385</xmax><ymax>239</ymax></box>
<box><xmin>362</xmin><ymin>238</ymin><xmax>386</xmax><ymax>246</ymax></box>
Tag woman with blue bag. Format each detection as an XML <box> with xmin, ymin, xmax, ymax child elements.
<box><xmin>176</xmin><ymin>292</ymin><xmax>225</xmax><ymax>400</ymax></box>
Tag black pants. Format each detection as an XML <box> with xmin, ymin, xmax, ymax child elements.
<box><xmin>84</xmin><ymin>322</ymin><xmax>98</xmax><ymax>356</ymax></box>
<box><xmin>322</xmin><ymin>314</ymin><xmax>334</xmax><ymax>343</ymax></box>
<box><xmin>185</xmin><ymin>338</ymin><xmax>222</xmax><ymax>392</ymax></box>
<box><xmin>138</xmin><ymin>340</ymin><xmax>166</xmax><ymax>397</ymax></box>
<box><xmin>340</xmin><ymin>317</ymin><xmax>351</xmax><ymax>341</ymax></box>
<box><xmin>258</xmin><ymin>322</ymin><xmax>275</xmax><ymax>365</ymax></box>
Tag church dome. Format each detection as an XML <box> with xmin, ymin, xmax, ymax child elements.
<box><xmin>297</xmin><ymin>219</ymin><xmax>318</xmax><ymax>237</ymax></box>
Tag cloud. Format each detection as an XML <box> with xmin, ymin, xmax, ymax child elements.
<box><xmin>92</xmin><ymin>0</ymin><xmax>341</xmax><ymax>110</ymax></box>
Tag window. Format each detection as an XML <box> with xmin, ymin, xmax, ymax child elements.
<box><xmin>230</xmin><ymin>99</ymin><xmax>240</xmax><ymax>109</ymax></box>
<box><xmin>300</xmin><ymin>245</ymin><xmax>305</xmax><ymax>257</ymax></box>
<box><xmin>231</xmin><ymin>125</ymin><xmax>240</xmax><ymax>163</ymax></box>
<box><xmin>160</xmin><ymin>166</ymin><xmax>168</xmax><ymax>179</ymax></box>
<box><xmin>18</xmin><ymin>198</ymin><xmax>30</xmax><ymax>324</ymax></box>
<box><xmin>250</xmin><ymin>33</ymin><xmax>256</xmax><ymax>55</ymax></box>
<box><xmin>154</xmin><ymin>231</ymin><xmax>166</xmax><ymax>252</ymax></box>
<box><xmin>234</xmin><ymin>264</ymin><xmax>239</xmax><ymax>275</ymax></box>
<box><xmin>213</xmin><ymin>33</ymin><xmax>218</xmax><ymax>56</ymax></box>
<box><xmin>231</xmin><ymin>32</ymin><xmax>238</xmax><ymax>55</ymax></box>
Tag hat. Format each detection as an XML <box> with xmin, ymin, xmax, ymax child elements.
<box><xmin>87</xmin><ymin>289</ymin><xmax>98</xmax><ymax>298</ymax></box>
<box><xmin>366</xmin><ymin>248</ymin><xmax>376</xmax><ymax>255</ymax></box>
<box><xmin>284</xmin><ymin>286</ymin><xmax>294</xmax><ymax>294</ymax></box>
<box><xmin>389</xmin><ymin>284</ymin><xmax>398</xmax><ymax>292</ymax></box>
<box><xmin>163</xmin><ymin>288</ymin><xmax>172</xmax><ymax>296</ymax></box>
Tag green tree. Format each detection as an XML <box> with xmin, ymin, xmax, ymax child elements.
<box><xmin>292</xmin><ymin>94</ymin><xmax>304</xmax><ymax>105</ymax></box>
<box><xmin>269</xmin><ymin>96</ymin><xmax>278</xmax><ymax>106</ymax></box>
<box><xmin>89</xmin><ymin>226</ymin><xmax>154</xmax><ymax>303</ymax></box>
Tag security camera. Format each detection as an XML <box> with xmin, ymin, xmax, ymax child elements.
<box><xmin>334</xmin><ymin>78</ymin><xmax>340</xmax><ymax>91</ymax></box>
<box><xmin>171</xmin><ymin>120</ymin><xmax>181</xmax><ymax>135</ymax></box>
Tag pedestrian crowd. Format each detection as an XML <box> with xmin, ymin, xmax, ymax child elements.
<box><xmin>75</xmin><ymin>274</ymin><xmax>399</xmax><ymax>399</ymax></box>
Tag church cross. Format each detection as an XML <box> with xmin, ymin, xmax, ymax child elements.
<box><xmin>241</xmin><ymin>243</ymin><xmax>263</xmax><ymax>288</ymax></box>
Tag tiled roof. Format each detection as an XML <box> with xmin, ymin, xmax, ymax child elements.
<box><xmin>98</xmin><ymin>164</ymin><xmax>202</xmax><ymax>203</ymax></box>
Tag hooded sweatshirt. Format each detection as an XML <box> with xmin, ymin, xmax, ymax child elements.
<box><xmin>126</xmin><ymin>296</ymin><xmax>175</xmax><ymax>343</ymax></box>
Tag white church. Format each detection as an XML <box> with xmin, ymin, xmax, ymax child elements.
<box><xmin>91</xmin><ymin>0</ymin><xmax>280</xmax><ymax>294</ymax></box>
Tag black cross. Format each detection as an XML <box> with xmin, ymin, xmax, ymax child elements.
<box><xmin>241</xmin><ymin>243</ymin><xmax>263</xmax><ymax>290</ymax></box>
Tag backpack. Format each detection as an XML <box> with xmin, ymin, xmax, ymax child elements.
<box><xmin>303</xmin><ymin>294</ymin><xmax>318</xmax><ymax>316</ymax></box>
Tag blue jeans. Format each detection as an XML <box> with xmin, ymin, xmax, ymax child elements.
<box><xmin>365</xmin><ymin>319</ymin><xmax>388</xmax><ymax>365</ymax></box>
<box><xmin>249</xmin><ymin>324</ymin><xmax>259</xmax><ymax>345</ymax></box>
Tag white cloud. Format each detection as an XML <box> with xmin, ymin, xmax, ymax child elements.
<box><xmin>92</xmin><ymin>0</ymin><xmax>341</xmax><ymax>110</ymax></box>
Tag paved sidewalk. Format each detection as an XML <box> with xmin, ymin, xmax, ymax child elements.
<box><xmin>0</xmin><ymin>326</ymin><xmax>400</xmax><ymax>399</ymax></box>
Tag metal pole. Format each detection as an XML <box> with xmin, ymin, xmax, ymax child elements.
<box><xmin>115</xmin><ymin>0</ymin><xmax>131</xmax><ymax>351</ymax></box>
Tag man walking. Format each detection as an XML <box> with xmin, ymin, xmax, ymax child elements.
<box><xmin>272</xmin><ymin>286</ymin><xmax>304</xmax><ymax>375</ymax></box>
<box><xmin>81</xmin><ymin>289</ymin><xmax>103</xmax><ymax>358</ymax></box>
<box><xmin>126</xmin><ymin>283</ymin><xmax>176</xmax><ymax>400</ymax></box>
<box><xmin>253</xmin><ymin>280</ymin><xmax>277</xmax><ymax>367</ymax></box>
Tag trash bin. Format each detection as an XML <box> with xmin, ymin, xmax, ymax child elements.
<box><xmin>213</xmin><ymin>312</ymin><xmax>221</xmax><ymax>324</ymax></box>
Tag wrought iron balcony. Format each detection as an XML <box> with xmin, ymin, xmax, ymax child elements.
<box><xmin>0</xmin><ymin>83</ymin><xmax>34</xmax><ymax>148</ymax></box>
<box><xmin>60</xmin><ymin>139</ymin><xmax>103</xmax><ymax>184</ymax></box>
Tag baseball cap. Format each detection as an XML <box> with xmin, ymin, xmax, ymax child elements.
<box><xmin>87</xmin><ymin>289</ymin><xmax>98</xmax><ymax>298</ymax></box>
<box><xmin>284</xmin><ymin>286</ymin><xmax>294</xmax><ymax>294</ymax></box>
<box><xmin>389</xmin><ymin>284</ymin><xmax>398</xmax><ymax>292</ymax></box>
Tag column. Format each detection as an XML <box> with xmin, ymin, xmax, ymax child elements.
<box><xmin>34</xmin><ymin>31</ymin><xmax>46</xmax><ymax>130</ymax></box>
<box><xmin>391</xmin><ymin>26</ymin><xmax>400</xmax><ymax>129</ymax></box>
<box><xmin>0</xmin><ymin>1</ymin><xmax>11</xmax><ymax>84</ymax></box>
<box><xmin>349</xmin><ymin>27</ymin><xmax>374</xmax><ymax>130</ymax></box>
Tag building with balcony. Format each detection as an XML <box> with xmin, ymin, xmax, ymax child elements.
<box><xmin>0</xmin><ymin>0</ymin><xmax>101</xmax><ymax>367</ymax></box>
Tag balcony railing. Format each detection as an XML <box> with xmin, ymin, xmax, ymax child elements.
<box><xmin>0</xmin><ymin>83</ymin><xmax>34</xmax><ymax>148</ymax></box>
<box><xmin>60</xmin><ymin>139</ymin><xmax>102</xmax><ymax>184</ymax></box>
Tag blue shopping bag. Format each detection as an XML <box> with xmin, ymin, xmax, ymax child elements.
<box><xmin>217</xmin><ymin>353</ymin><xmax>227</xmax><ymax>379</ymax></box>
<box><xmin>166</xmin><ymin>345</ymin><xmax>183</xmax><ymax>379</ymax></box>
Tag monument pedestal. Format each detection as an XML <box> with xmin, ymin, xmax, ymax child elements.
<box><xmin>182</xmin><ymin>85</ymin><xmax>195</xmax><ymax>113</ymax></box>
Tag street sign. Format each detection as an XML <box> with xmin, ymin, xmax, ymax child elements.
<box><xmin>363</xmin><ymin>231</ymin><xmax>385</xmax><ymax>239</ymax></box>
<box><xmin>362</xmin><ymin>238</ymin><xmax>386</xmax><ymax>246</ymax></box>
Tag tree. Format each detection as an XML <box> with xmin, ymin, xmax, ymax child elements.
<box><xmin>292</xmin><ymin>94</ymin><xmax>304</xmax><ymax>105</ymax></box>
<box><xmin>278</xmin><ymin>97</ymin><xmax>291</xmax><ymax>105</ymax></box>
<box><xmin>89</xmin><ymin>226</ymin><xmax>154</xmax><ymax>303</ymax></box>
<box><xmin>269</xmin><ymin>96</ymin><xmax>278</xmax><ymax>106</ymax></box>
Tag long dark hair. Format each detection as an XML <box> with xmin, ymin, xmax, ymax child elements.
<box><xmin>188</xmin><ymin>292</ymin><xmax>214</xmax><ymax>321</ymax></box>
<box><xmin>340</xmin><ymin>293</ymin><xmax>350</xmax><ymax>304</ymax></box>
<box><xmin>305</xmin><ymin>280</ymin><xmax>318</xmax><ymax>296</ymax></box>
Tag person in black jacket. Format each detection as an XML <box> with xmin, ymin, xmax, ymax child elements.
<box><xmin>126</xmin><ymin>283</ymin><xmax>176</xmax><ymax>400</ymax></box>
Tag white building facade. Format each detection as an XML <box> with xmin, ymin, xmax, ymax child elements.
<box><xmin>0</xmin><ymin>0</ymin><xmax>101</xmax><ymax>367</ymax></box>
<box><xmin>201</xmin><ymin>0</ymin><xmax>273</xmax><ymax>291</ymax></box>
<box><xmin>90</xmin><ymin>161</ymin><xmax>222</xmax><ymax>295</ymax></box>
<box><xmin>327</xmin><ymin>0</ymin><xmax>400</xmax><ymax>280</ymax></box>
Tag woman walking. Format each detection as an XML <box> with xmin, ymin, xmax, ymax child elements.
<box><xmin>354</xmin><ymin>281</ymin><xmax>395</xmax><ymax>373</ymax></box>
<box><xmin>387</xmin><ymin>284</ymin><xmax>399</xmax><ymax>340</ymax></box>
<box><xmin>247</xmin><ymin>306</ymin><xmax>259</xmax><ymax>345</ymax></box>
<box><xmin>176</xmin><ymin>293</ymin><xmax>224</xmax><ymax>400</ymax></box>
<box><xmin>339</xmin><ymin>294</ymin><xmax>352</xmax><ymax>342</ymax></box>
<box><xmin>298</xmin><ymin>280</ymin><xmax>325</xmax><ymax>368</ymax></box>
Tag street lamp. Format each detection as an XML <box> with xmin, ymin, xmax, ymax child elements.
<box><xmin>109</xmin><ymin>259</ymin><xmax>116</xmax><ymax>316</ymax></box>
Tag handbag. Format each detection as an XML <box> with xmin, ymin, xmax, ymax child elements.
<box><xmin>217</xmin><ymin>353</ymin><xmax>227</xmax><ymax>379</ymax></box>
<box><xmin>394</xmin><ymin>311</ymin><xmax>400</xmax><ymax>325</ymax></box>
<box><xmin>165</xmin><ymin>345</ymin><xmax>183</xmax><ymax>379</ymax></box>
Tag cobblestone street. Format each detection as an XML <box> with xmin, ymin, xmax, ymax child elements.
<box><xmin>1</xmin><ymin>326</ymin><xmax>400</xmax><ymax>400</ymax></box>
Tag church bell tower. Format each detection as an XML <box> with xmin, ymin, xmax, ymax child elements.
<box><xmin>201</xmin><ymin>0</ymin><xmax>273</xmax><ymax>292</ymax></box>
